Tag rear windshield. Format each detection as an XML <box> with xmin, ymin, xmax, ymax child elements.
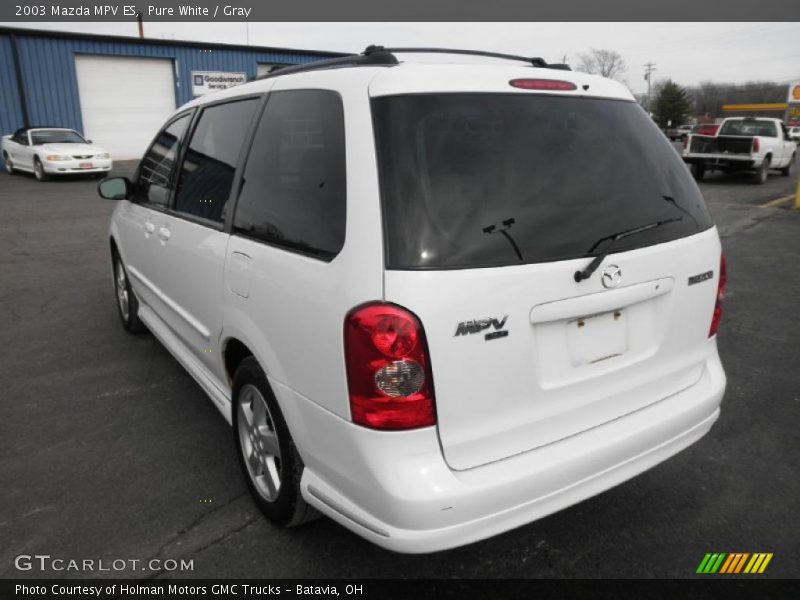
<box><xmin>719</xmin><ymin>119</ymin><xmax>777</xmax><ymax>137</ymax></box>
<box><xmin>373</xmin><ymin>93</ymin><xmax>713</xmax><ymax>270</ymax></box>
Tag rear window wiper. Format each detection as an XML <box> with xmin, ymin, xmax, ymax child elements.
<box><xmin>574</xmin><ymin>217</ymin><xmax>682</xmax><ymax>283</ymax></box>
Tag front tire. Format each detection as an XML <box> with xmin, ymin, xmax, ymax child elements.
<box><xmin>232</xmin><ymin>357</ymin><xmax>318</xmax><ymax>527</ymax></box>
<box><xmin>780</xmin><ymin>154</ymin><xmax>795</xmax><ymax>177</ymax></box>
<box><xmin>113</xmin><ymin>255</ymin><xmax>146</xmax><ymax>333</ymax></box>
<box><xmin>3</xmin><ymin>152</ymin><xmax>16</xmax><ymax>174</ymax></box>
<box><xmin>33</xmin><ymin>157</ymin><xmax>49</xmax><ymax>182</ymax></box>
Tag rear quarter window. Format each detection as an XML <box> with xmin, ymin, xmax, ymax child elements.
<box><xmin>233</xmin><ymin>90</ymin><xmax>346</xmax><ymax>260</ymax></box>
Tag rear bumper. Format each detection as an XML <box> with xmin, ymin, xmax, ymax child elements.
<box><xmin>683</xmin><ymin>154</ymin><xmax>757</xmax><ymax>169</ymax></box>
<box><xmin>277</xmin><ymin>351</ymin><xmax>725</xmax><ymax>554</ymax></box>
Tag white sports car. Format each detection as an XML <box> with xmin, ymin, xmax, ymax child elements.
<box><xmin>2</xmin><ymin>127</ymin><xmax>112</xmax><ymax>181</ymax></box>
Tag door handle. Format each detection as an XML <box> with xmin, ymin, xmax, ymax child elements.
<box><xmin>158</xmin><ymin>227</ymin><xmax>171</xmax><ymax>241</ymax></box>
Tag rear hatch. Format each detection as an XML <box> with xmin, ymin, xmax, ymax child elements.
<box><xmin>371</xmin><ymin>83</ymin><xmax>721</xmax><ymax>471</ymax></box>
<box><xmin>689</xmin><ymin>135</ymin><xmax>753</xmax><ymax>155</ymax></box>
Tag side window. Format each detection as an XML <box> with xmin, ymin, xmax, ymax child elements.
<box><xmin>135</xmin><ymin>113</ymin><xmax>192</xmax><ymax>207</ymax></box>
<box><xmin>233</xmin><ymin>90</ymin><xmax>346</xmax><ymax>260</ymax></box>
<box><xmin>173</xmin><ymin>98</ymin><xmax>259</xmax><ymax>223</ymax></box>
<box><xmin>14</xmin><ymin>132</ymin><xmax>28</xmax><ymax>145</ymax></box>
<box><xmin>759</xmin><ymin>121</ymin><xmax>777</xmax><ymax>137</ymax></box>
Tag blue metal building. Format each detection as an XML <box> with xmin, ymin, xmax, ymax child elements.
<box><xmin>0</xmin><ymin>27</ymin><xmax>343</xmax><ymax>157</ymax></box>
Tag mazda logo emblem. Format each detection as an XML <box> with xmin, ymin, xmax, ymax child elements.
<box><xmin>601</xmin><ymin>264</ymin><xmax>622</xmax><ymax>289</ymax></box>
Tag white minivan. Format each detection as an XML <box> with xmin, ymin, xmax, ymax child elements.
<box><xmin>99</xmin><ymin>47</ymin><xmax>727</xmax><ymax>553</ymax></box>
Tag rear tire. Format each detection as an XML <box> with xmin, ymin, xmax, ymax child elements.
<box><xmin>690</xmin><ymin>163</ymin><xmax>705</xmax><ymax>181</ymax></box>
<box><xmin>232</xmin><ymin>357</ymin><xmax>318</xmax><ymax>527</ymax></box>
<box><xmin>780</xmin><ymin>154</ymin><xmax>795</xmax><ymax>177</ymax></box>
<box><xmin>33</xmin><ymin>157</ymin><xmax>49</xmax><ymax>182</ymax></box>
<box><xmin>3</xmin><ymin>152</ymin><xmax>16</xmax><ymax>174</ymax></box>
<box><xmin>753</xmin><ymin>158</ymin><xmax>769</xmax><ymax>184</ymax></box>
<box><xmin>113</xmin><ymin>255</ymin><xmax>146</xmax><ymax>333</ymax></box>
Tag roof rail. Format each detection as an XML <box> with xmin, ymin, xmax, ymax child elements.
<box><xmin>364</xmin><ymin>46</ymin><xmax>560</xmax><ymax>69</ymax></box>
<box><xmin>257</xmin><ymin>50</ymin><xmax>396</xmax><ymax>79</ymax></box>
<box><xmin>257</xmin><ymin>45</ymin><xmax>570</xmax><ymax>80</ymax></box>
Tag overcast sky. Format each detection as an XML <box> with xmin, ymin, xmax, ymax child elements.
<box><xmin>7</xmin><ymin>22</ymin><xmax>800</xmax><ymax>94</ymax></box>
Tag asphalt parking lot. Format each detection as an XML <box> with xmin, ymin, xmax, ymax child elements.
<box><xmin>1</xmin><ymin>156</ymin><xmax>798</xmax><ymax>579</ymax></box>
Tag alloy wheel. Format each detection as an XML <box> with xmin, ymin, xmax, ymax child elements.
<box><xmin>115</xmin><ymin>260</ymin><xmax>130</xmax><ymax>321</ymax></box>
<box><xmin>237</xmin><ymin>384</ymin><xmax>282</xmax><ymax>501</ymax></box>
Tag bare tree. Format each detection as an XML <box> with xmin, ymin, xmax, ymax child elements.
<box><xmin>687</xmin><ymin>80</ymin><xmax>788</xmax><ymax>118</ymax></box>
<box><xmin>576</xmin><ymin>49</ymin><xmax>628</xmax><ymax>82</ymax></box>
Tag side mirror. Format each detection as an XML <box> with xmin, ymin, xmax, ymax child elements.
<box><xmin>86</xmin><ymin>139</ymin><xmax>93</xmax><ymax>144</ymax></box>
<box><xmin>98</xmin><ymin>177</ymin><xmax>132</xmax><ymax>200</ymax></box>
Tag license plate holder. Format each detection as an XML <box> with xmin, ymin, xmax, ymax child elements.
<box><xmin>79</xmin><ymin>162</ymin><xmax>92</xmax><ymax>169</ymax></box>
<box><xmin>566</xmin><ymin>309</ymin><xmax>628</xmax><ymax>366</ymax></box>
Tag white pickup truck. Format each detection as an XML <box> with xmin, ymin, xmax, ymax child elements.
<box><xmin>682</xmin><ymin>117</ymin><xmax>796</xmax><ymax>184</ymax></box>
<box><xmin>2</xmin><ymin>127</ymin><xmax>112</xmax><ymax>181</ymax></box>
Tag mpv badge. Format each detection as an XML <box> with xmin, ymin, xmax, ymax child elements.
<box><xmin>601</xmin><ymin>264</ymin><xmax>622</xmax><ymax>289</ymax></box>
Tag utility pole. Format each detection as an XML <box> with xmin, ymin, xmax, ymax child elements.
<box><xmin>644</xmin><ymin>62</ymin><xmax>656</xmax><ymax>114</ymax></box>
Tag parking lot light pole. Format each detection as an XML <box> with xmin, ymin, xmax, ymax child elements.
<box><xmin>644</xmin><ymin>62</ymin><xmax>656</xmax><ymax>114</ymax></box>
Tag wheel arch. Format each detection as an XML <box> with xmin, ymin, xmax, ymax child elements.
<box><xmin>222</xmin><ymin>334</ymin><xmax>315</xmax><ymax>467</ymax></box>
<box><xmin>109</xmin><ymin>236</ymin><xmax>121</xmax><ymax>286</ymax></box>
<box><xmin>223</xmin><ymin>337</ymin><xmax>254</xmax><ymax>388</ymax></box>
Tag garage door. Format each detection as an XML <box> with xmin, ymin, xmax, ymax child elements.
<box><xmin>75</xmin><ymin>55</ymin><xmax>176</xmax><ymax>160</ymax></box>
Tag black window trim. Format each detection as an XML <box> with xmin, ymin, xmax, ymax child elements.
<box><xmin>164</xmin><ymin>93</ymin><xmax>268</xmax><ymax>232</ymax></box>
<box><xmin>228</xmin><ymin>87</ymin><xmax>348</xmax><ymax>263</ymax></box>
<box><xmin>133</xmin><ymin>108</ymin><xmax>198</xmax><ymax>213</ymax></box>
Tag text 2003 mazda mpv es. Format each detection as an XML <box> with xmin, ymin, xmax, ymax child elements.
<box><xmin>99</xmin><ymin>47</ymin><xmax>726</xmax><ymax>553</ymax></box>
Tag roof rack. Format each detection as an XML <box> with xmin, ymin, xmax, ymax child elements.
<box><xmin>258</xmin><ymin>45</ymin><xmax>571</xmax><ymax>80</ymax></box>
<box><xmin>364</xmin><ymin>46</ymin><xmax>568</xmax><ymax>69</ymax></box>
<box><xmin>258</xmin><ymin>50</ymin><xmax>396</xmax><ymax>79</ymax></box>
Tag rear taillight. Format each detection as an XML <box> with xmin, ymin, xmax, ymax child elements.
<box><xmin>682</xmin><ymin>135</ymin><xmax>689</xmax><ymax>150</ymax></box>
<box><xmin>509</xmin><ymin>78</ymin><xmax>577</xmax><ymax>91</ymax></box>
<box><xmin>752</xmin><ymin>137</ymin><xmax>760</xmax><ymax>153</ymax></box>
<box><xmin>344</xmin><ymin>302</ymin><xmax>436</xmax><ymax>430</ymax></box>
<box><xmin>709</xmin><ymin>253</ymin><xmax>727</xmax><ymax>337</ymax></box>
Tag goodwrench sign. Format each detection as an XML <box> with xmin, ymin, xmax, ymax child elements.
<box><xmin>192</xmin><ymin>71</ymin><xmax>247</xmax><ymax>96</ymax></box>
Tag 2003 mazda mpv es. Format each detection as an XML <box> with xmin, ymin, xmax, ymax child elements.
<box><xmin>99</xmin><ymin>47</ymin><xmax>726</xmax><ymax>553</ymax></box>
